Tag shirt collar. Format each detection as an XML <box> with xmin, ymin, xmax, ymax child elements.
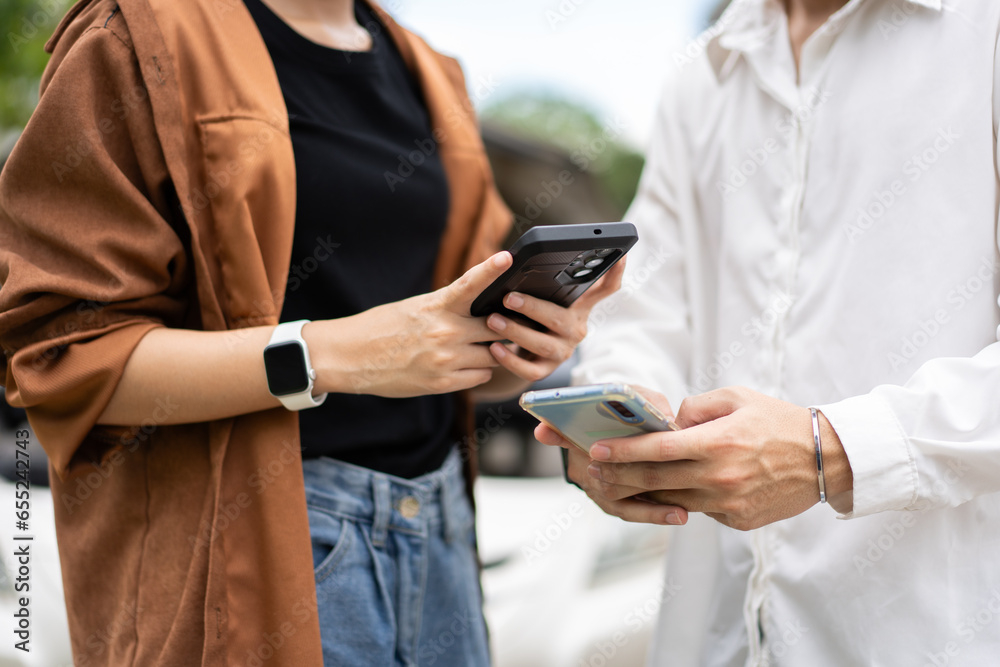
<box><xmin>705</xmin><ymin>0</ymin><xmax>944</xmax><ymax>81</ymax></box>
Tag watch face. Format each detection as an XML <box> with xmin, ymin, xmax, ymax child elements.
<box><xmin>263</xmin><ymin>341</ymin><xmax>311</xmax><ymax>396</ymax></box>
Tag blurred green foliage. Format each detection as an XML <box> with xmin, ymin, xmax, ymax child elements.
<box><xmin>483</xmin><ymin>94</ymin><xmax>645</xmax><ymax>214</ymax></box>
<box><xmin>1</xmin><ymin>0</ymin><xmax>73</xmax><ymax>132</ymax></box>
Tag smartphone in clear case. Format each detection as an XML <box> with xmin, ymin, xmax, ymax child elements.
<box><xmin>520</xmin><ymin>383</ymin><xmax>679</xmax><ymax>454</ymax></box>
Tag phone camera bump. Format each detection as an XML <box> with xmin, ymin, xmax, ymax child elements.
<box><xmin>607</xmin><ymin>401</ymin><xmax>636</xmax><ymax>419</ymax></box>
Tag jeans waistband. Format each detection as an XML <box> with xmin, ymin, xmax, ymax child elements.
<box><xmin>301</xmin><ymin>448</ymin><xmax>469</xmax><ymax>546</ymax></box>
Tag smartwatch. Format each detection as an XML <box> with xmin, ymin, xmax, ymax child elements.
<box><xmin>263</xmin><ymin>320</ymin><xmax>328</xmax><ymax>411</ymax></box>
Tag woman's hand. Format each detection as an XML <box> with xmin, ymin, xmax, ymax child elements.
<box><xmin>311</xmin><ymin>252</ymin><xmax>625</xmax><ymax>401</ymax></box>
<box><xmin>311</xmin><ymin>252</ymin><xmax>514</xmax><ymax>398</ymax></box>
<box><xmin>483</xmin><ymin>258</ymin><xmax>626</xmax><ymax>386</ymax></box>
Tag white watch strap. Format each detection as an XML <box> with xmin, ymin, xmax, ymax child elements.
<box><xmin>266</xmin><ymin>320</ymin><xmax>328</xmax><ymax>411</ymax></box>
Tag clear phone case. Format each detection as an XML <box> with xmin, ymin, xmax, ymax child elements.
<box><xmin>520</xmin><ymin>383</ymin><xmax>678</xmax><ymax>453</ymax></box>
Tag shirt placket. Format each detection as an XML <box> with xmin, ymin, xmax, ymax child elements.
<box><xmin>737</xmin><ymin>13</ymin><xmax>849</xmax><ymax>666</ymax></box>
<box><xmin>738</xmin><ymin>44</ymin><xmax>800</xmax><ymax>666</ymax></box>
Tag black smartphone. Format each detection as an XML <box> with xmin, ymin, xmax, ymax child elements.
<box><xmin>470</xmin><ymin>222</ymin><xmax>637</xmax><ymax>325</ymax></box>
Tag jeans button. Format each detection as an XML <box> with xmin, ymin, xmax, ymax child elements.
<box><xmin>398</xmin><ymin>496</ymin><xmax>421</xmax><ymax>518</ymax></box>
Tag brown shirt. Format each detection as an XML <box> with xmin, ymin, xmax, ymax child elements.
<box><xmin>0</xmin><ymin>0</ymin><xmax>511</xmax><ymax>664</ymax></box>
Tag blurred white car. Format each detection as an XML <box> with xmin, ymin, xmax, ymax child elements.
<box><xmin>477</xmin><ymin>476</ymin><xmax>673</xmax><ymax>667</ymax></box>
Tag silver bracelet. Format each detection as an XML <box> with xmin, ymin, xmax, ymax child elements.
<box><xmin>810</xmin><ymin>407</ymin><xmax>828</xmax><ymax>504</ymax></box>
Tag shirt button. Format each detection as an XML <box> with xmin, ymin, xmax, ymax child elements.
<box><xmin>398</xmin><ymin>496</ymin><xmax>421</xmax><ymax>519</ymax></box>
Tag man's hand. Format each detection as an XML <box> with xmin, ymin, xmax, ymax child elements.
<box><xmin>583</xmin><ymin>387</ymin><xmax>854</xmax><ymax>530</ymax></box>
<box><xmin>534</xmin><ymin>385</ymin><xmax>690</xmax><ymax>526</ymax></box>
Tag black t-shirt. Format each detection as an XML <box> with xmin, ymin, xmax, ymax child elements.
<box><xmin>244</xmin><ymin>0</ymin><xmax>456</xmax><ymax>478</ymax></box>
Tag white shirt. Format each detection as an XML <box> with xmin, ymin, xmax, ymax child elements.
<box><xmin>573</xmin><ymin>0</ymin><xmax>1000</xmax><ymax>664</ymax></box>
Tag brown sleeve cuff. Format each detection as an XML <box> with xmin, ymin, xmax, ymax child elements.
<box><xmin>6</xmin><ymin>320</ymin><xmax>163</xmax><ymax>480</ymax></box>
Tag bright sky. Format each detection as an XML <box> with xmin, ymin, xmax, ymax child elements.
<box><xmin>391</xmin><ymin>0</ymin><xmax>721</xmax><ymax>150</ymax></box>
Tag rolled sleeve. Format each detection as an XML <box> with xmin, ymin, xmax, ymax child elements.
<box><xmin>0</xmin><ymin>24</ymin><xmax>188</xmax><ymax>479</ymax></box>
<box><xmin>816</xmin><ymin>393</ymin><xmax>917</xmax><ymax>519</ymax></box>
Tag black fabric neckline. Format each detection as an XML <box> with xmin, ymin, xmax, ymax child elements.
<box><xmin>244</xmin><ymin>0</ymin><xmax>382</xmax><ymax>73</ymax></box>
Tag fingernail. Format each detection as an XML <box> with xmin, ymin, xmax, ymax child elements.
<box><xmin>505</xmin><ymin>293</ymin><xmax>523</xmax><ymax>309</ymax></box>
<box><xmin>587</xmin><ymin>463</ymin><xmax>602</xmax><ymax>480</ymax></box>
<box><xmin>488</xmin><ymin>314</ymin><xmax>507</xmax><ymax>331</ymax></box>
<box><xmin>492</xmin><ymin>253</ymin><xmax>508</xmax><ymax>268</ymax></box>
<box><xmin>491</xmin><ymin>342</ymin><xmax>506</xmax><ymax>358</ymax></box>
<box><xmin>590</xmin><ymin>444</ymin><xmax>611</xmax><ymax>460</ymax></box>
<box><xmin>666</xmin><ymin>512</ymin><xmax>683</xmax><ymax>525</ymax></box>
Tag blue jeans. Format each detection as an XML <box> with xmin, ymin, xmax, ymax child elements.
<box><xmin>301</xmin><ymin>449</ymin><xmax>490</xmax><ymax>667</ymax></box>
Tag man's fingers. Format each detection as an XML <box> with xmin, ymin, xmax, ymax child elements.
<box><xmin>535</xmin><ymin>424</ymin><xmax>592</xmax><ymax>458</ymax></box>
<box><xmin>589</xmin><ymin>496</ymin><xmax>689</xmax><ymax>526</ymax></box>
<box><xmin>443</xmin><ymin>251</ymin><xmax>513</xmax><ymax>313</ymax></box>
<box><xmin>642</xmin><ymin>489</ymin><xmax>715</xmax><ymax>516</ymax></box>
<box><xmin>591</xmin><ymin>478</ymin><xmax>650</xmax><ymax>501</ymax></box>
<box><xmin>589</xmin><ymin>420</ymin><xmax>727</xmax><ymax>464</ymax></box>
<box><xmin>568</xmin><ymin>452</ymin><xmax>650</xmax><ymax>502</ymax></box>
<box><xmin>674</xmin><ymin>387</ymin><xmax>746</xmax><ymax>429</ymax></box>
<box><xmin>630</xmin><ymin>384</ymin><xmax>675</xmax><ymax>420</ymax></box>
<box><xmin>565</xmin><ymin>444</ymin><xmax>591</xmax><ymax>483</ymax></box>
<box><xmin>589</xmin><ymin>459</ymin><xmax>702</xmax><ymax>491</ymax></box>
<box><xmin>534</xmin><ymin>422</ymin><xmax>570</xmax><ymax>447</ymax></box>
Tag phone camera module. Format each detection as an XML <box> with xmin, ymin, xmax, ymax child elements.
<box><xmin>607</xmin><ymin>401</ymin><xmax>636</xmax><ymax>419</ymax></box>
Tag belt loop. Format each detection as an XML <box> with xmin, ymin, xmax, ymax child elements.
<box><xmin>439</xmin><ymin>466</ymin><xmax>460</xmax><ymax>544</ymax></box>
<box><xmin>371</xmin><ymin>474</ymin><xmax>391</xmax><ymax>548</ymax></box>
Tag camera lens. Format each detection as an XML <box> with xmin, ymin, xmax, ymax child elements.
<box><xmin>608</xmin><ymin>401</ymin><xmax>635</xmax><ymax>419</ymax></box>
<box><xmin>571</xmin><ymin>268</ymin><xmax>593</xmax><ymax>278</ymax></box>
<box><xmin>596</xmin><ymin>248</ymin><xmax>614</xmax><ymax>257</ymax></box>
<box><xmin>584</xmin><ymin>258</ymin><xmax>604</xmax><ymax>268</ymax></box>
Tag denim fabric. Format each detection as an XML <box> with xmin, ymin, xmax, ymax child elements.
<box><xmin>301</xmin><ymin>448</ymin><xmax>490</xmax><ymax>667</ymax></box>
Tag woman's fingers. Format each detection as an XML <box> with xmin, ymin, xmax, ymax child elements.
<box><xmin>487</xmin><ymin>313</ymin><xmax>573</xmax><ymax>363</ymax></box>
<box><xmin>441</xmin><ymin>251</ymin><xmax>512</xmax><ymax>314</ymax></box>
<box><xmin>570</xmin><ymin>256</ymin><xmax>626</xmax><ymax>311</ymax></box>
<box><xmin>489</xmin><ymin>342</ymin><xmax>553</xmax><ymax>383</ymax></box>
